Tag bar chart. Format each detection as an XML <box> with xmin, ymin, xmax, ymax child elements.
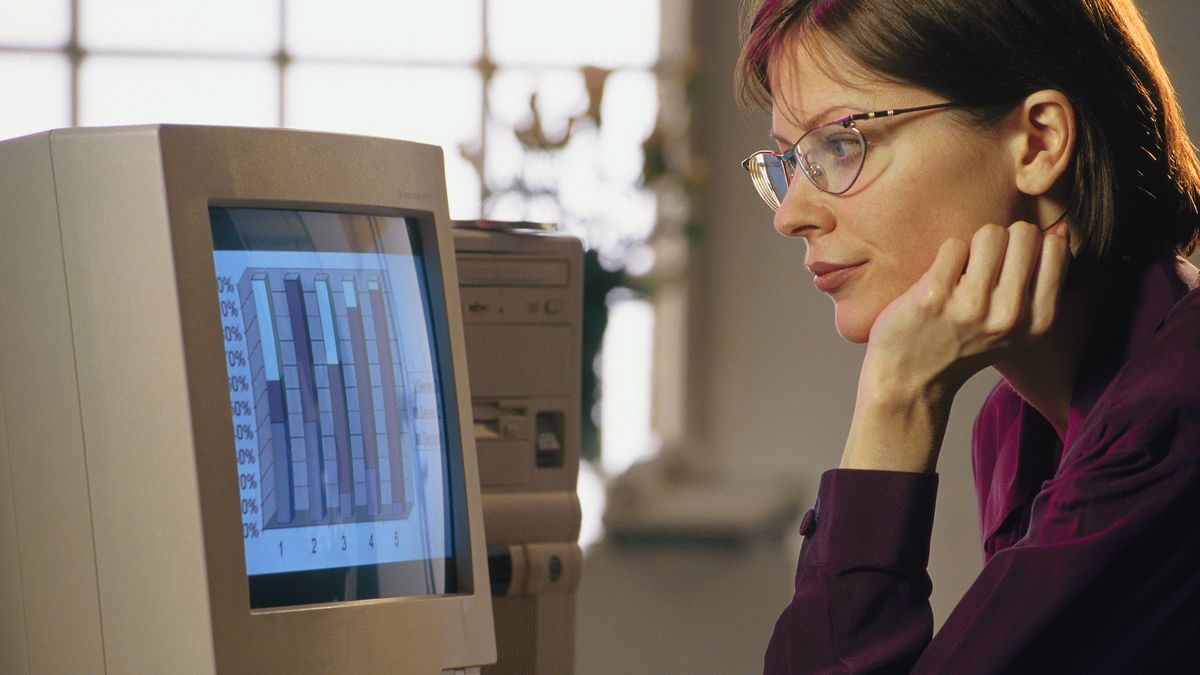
<box><xmin>212</xmin><ymin>212</ymin><xmax>451</xmax><ymax>579</ymax></box>
<box><xmin>230</xmin><ymin>265</ymin><xmax>431</xmax><ymax>534</ymax></box>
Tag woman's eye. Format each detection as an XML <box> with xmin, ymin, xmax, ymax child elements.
<box><xmin>824</xmin><ymin>135</ymin><xmax>859</xmax><ymax>161</ymax></box>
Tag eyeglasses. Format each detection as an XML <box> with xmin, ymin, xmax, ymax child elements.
<box><xmin>741</xmin><ymin>102</ymin><xmax>957</xmax><ymax>210</ymax></box>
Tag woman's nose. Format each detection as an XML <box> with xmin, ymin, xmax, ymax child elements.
<box><xmin>773</xmin><ymin>181</ymin><xmax>833</xmax><ymax>238</ymax></box>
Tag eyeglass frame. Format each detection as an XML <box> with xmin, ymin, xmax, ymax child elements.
<box><xmin>741</xmin><ymin>101</ymin><xmax>958</xmax><ymax>210</ymax></box>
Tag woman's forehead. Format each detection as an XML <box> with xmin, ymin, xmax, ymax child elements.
<box><xmin>767</xmin><ymin>37</ymin><xmax>924</xmax><ymax>133</ymax></box>
<box><xmin>768</xmin><ymin>47</ymin><xmax>878</xmax><ymax>132</ymax></box>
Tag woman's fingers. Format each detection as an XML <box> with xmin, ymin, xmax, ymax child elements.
<box><xmin>919</xmin><ymin>237</ymin><xmax>970</xmax><ymax>307</ymax></box>
<box><xmin>1029</xmin><ymin>221</ymin><xmax>1071</xmax><ymax>335</ymax></box>
<box><xmin>950</xmin><ymin>220</ymin><xmax>1062</xmax><ymax>338</ymax></box>
<box><xmin>960</xmin><ymin>224</ymin><xmax>1009</xmax><ymax>307</ymax></box>
<box><xmin>865</xmin><ymin>219</ymin><xmax>1071</xmax><ymax>393</ymax></box>
<box><xmin>988</xmin><ymin>221</ymin><xmax>1043</xmax><ymax>331</ymax></box>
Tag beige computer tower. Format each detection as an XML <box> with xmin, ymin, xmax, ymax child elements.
<box><xmin>453</xmin><ymin>225</ymin><xmax>583</xmax><ymax>675</ymax></box>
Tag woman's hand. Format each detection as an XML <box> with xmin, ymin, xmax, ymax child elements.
<box><xmin>840</xmin><ymin>220</ymin><xmax>1071</xmax><ymax>472</ymax></box>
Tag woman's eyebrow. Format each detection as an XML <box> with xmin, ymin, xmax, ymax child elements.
<box><xmin>803</xmin><ymin>106</ymin><xmax>852</xmax><ymax>129</ymax></box>
<box><xmin>770</xmin><ymin>104</ymin><xmax>856</xmax><ymax>145</ymax></box>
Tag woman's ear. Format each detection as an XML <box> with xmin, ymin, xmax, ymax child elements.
<box><xmin>1011</xmin><ymin>89</ymin><xmax>1076</xmax><ymax>197</ymax></box>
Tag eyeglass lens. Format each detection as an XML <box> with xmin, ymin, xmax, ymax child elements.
<box><xmin>750</xmin><ymin>124</ymin><xmax>866</xmax><ymax>208</ymax></box>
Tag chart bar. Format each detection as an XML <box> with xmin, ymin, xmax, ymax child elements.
<box><xmin>251</xmin><ymin>274</ymin><xmax>295</xmax><ymax>525</ymax></box>
<box><xmin>344</xmin><ymin>276</ymin><xmax>383</xmax><ymax>517</ymax></box>
<box><xmin>315</xmin><ymin>275</ymin><xmax>356</xmax><ymax>519</ymax></box>
<box><xmin>368</xmin><ymin>278</ymin><xmax>409</xmax><ymax>509</ymax></box>
<box><xmin>284</xmin><ymin>274</ymin><xmax>328</xmax><ymax>522</ymax></box>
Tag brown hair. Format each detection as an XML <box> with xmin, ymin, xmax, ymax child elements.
<box><xmin>737</xmin><ymin>0</ymin><xmax>1200</xmax><ymax>261</ymax></box>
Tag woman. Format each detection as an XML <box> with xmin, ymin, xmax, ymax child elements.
<box><xmin>736</xmin><ymin>0</ymin><xmax>1200</xmax><ymax>672</ymax></box>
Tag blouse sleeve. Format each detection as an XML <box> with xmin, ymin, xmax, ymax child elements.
<box><xmin>763</xmin><ymin>468</ymin><xmax>940</xmax><ymax>674</ymax></box>
<box><xmin>764</xmin><ymin>407</ymin><xmax>1200</xmax><ymax>674</ymax></box>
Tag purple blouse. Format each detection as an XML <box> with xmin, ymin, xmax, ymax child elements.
<box><xmin>764</xmin><ymin>253</ymin><xmax>1200</xmax><ymax>674</ymax></box>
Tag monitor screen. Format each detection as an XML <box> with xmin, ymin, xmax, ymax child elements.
<box><xmin>210</xmin><ymin>206</ymin><xmax>456</xmax><ymax>609</ymax></box>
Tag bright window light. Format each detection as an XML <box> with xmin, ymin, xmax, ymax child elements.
<box><xmin>488</xmin><ymin>69</ymin><xmax>588</xmax><ymax>139</ymax></box>
<box><xmin>489</xmin><ymin>0</ymin><xmax>660</xmax><ymax>67</ymax></box>
<box><xmin>577</xmin><ymin>459</ymin><xmax>607</xmax><ymax>550</ymax></box>
<box><xmin>79</xmin><ymin>56</ymin><xmax>278</xmax><ymax>127</ymax></box>
<box><xmin>79</xmin><ymin>0</ymin><xmax>279</xmax><ymax>55</ymax></box>
<box><xmin>0</xmin><ymin>54</ymin><xmax>71</xmax><ymax>140</ymax></box>
<box><xmin>597</xmin><ymin>71</ymin><xmax>659</xmax><ymax>183</ymax></box>
<box><xmin>286</xmin><ymin>0</ymin><xmax>482</xmax><ymax>63</ymax></box>
<box><xmin>600</xmin><ymin>295</ymin><xmax>657</xmax><ymax>478</ymax></box>
<box><xmin>483</xmin><ymin>68</ymin><xmax>658</xmax><ymax>260</ymax></box>
<box><xmin>0</xmin><ymin>0</ymin><xmax>70</xmax><ymax>47</ymax></box>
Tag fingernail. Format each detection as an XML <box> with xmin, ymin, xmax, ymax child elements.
<box><xmin>1050</xmin><ymin>221</ymin><xmax>1068</xmax><ymax>237</ymax></box>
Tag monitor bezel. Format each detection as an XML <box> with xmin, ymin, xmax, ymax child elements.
<box><xmin>160</xmin><ymin>125</ymin><xmax>494</xmax><ymax>672</ymax></box>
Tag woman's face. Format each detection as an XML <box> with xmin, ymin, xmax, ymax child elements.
<box><xmin>769</xmin><ymin>42</ymin><xmax>1020</xmax><ymax>343</ymax></box>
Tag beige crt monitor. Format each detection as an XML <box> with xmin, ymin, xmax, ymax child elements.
<box><xmin>0</xmin><ymin>125</ymin><xmax>496</xmax><ymax>674</ymax></box>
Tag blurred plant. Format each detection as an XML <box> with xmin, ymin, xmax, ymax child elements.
<box><xmin>461</xmin><ymin>58</ymin><xmax>704</xmax><ymax>463</ymax></box>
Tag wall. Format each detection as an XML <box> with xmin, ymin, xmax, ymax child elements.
<box><xmin>689</xmin><ymin>0</ymin><xmax>1200</xmax><ymax>626</ymax></box>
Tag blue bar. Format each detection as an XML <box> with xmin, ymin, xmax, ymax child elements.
<box><xmin>284</xmin><ymin>274</ymin><xmax>327</xmax><ymax>522</ymax></box>
<box><xmin>251</xmin><ymin>273</ymin><xmax>294</xmax><ymax>525</ymax></box>
<box><xmin>251</xmin><ymin>275</ymin><xmax>281</xmax><ymax>381</ymax></box>
<box><xmin>316</xmin><ymin>275</ymin><xmax>356</xmax><ymax>520</ymax></box>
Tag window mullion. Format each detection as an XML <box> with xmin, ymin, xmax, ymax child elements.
<box><xmin>70</xmin><ymin>0</ymin><xmax>80</xmax><ymax>126</ymax></box>
<box><xmin>277</xmin><ymin>0</ymin><xmax>287</xmax><ymax>127</ymax></box>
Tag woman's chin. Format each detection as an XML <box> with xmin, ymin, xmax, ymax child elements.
<box><xmin>833</xmin><ymin>307</ymin><xmax>873</xmax><ymax>344</ymax></box>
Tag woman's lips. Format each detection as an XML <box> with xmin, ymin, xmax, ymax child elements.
<box><xmin>809</xmin><ymin>261</ymin><xmax>865</xmax><ymax>293</ymax></box>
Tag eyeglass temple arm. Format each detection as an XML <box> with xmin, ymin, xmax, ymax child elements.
<box><xmin>836</xmin><ymin>101</ymin><xmax>957</xmax><ymax>127</ymax></box>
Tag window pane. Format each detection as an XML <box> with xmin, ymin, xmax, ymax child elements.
<box><xmin>598</xmin><ymin>71</ymin><xmax>659</xmax><ymax>183</ymax></box>
<box><xmin>485</xmin><ymin>68</ymin><xmax>657</xmax><ymax>259</ymax></box>
<box><xmin>484</xmin><ymin>68</ymin><xmax>588</xmax><ymax>226</ymax></box>
<box><xmin>600</xmin><ymin>296</ymin><xmax>656</xmax><ymax>477</ymax></box>
<box><xmin>287</xmin><ymin>0</ymin><xmax>482</xmax><ymax>63</ymax></box>
<box><xmin>286</xmin><ymin>64</ymin><xmax>482</xmax><ymax>218</ymax></box>
<box><xmin>0</xmin><ymin>0</ymin><xmax>70</xmax><ymax>46</ymax></box>
<box><xmin>576</xmin><ymin>459</ymin><xmax>606</xmax><ymax>550</ymax></box>
<box><xmin>0</xmin><ymin>54</ymin><xmax>70</xmax><ymax>139</ymax></box>
<box><xmin>80</xmin><ymin>0</ymin><xmax>279</xmax><ymax>55</ymax></box>
<box><xmin>488</xmin><ymin>69</ymin><xmax>588</xmax><ymax>140</ymax></box>
<box><xmin>79</xmin><ymin>56</ymin><xmax>279</xmax><ymax>127</ymax></box>
<box><xmin>489</xmin><ymin>0</ymin><xmax>660</xmax><ymax>67</ymax></box>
